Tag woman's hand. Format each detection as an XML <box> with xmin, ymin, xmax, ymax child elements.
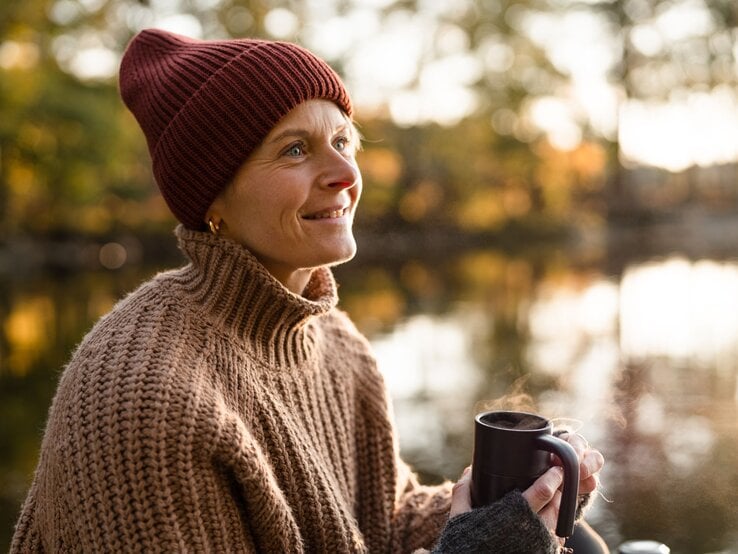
<box><xmin>449</xmin><ymin>466</ymin><xmax>473</xmax><ymax>518</ymax></box>
<box><xmin>448</xmin><ymin>464</ymin><xmax>567</xmax><ymax>526</ymax></box>
<box><xmin>449</xmin><ymin>433</ymin><xmax>604</xmax><ymax>531</ymax></box>
<box><xmin>521</xmin><ymin>466</ymin><xmax>564</xmax><ymax>534</ymax></box>
<box><xmin>555</xmin><ymin>432</ymin><xmax>604</xmax><ymax>497</ymax></box>
<box><xmin>525</xmin><ymin>432</ymin><xmax>604</xmax><ymax>537</ymax></box>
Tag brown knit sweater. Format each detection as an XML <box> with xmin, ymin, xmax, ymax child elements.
<box><xmin>11</xmin><ymin>226</ymin><xmax>452</xmax><ymax>553</ymax></box>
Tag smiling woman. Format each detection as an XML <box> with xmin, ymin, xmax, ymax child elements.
<box><xmin>10</xmin><ymin>28</ymin><xmax>603</xmax><ymax>554</ymax></box>
<box><xmin>207</xmin><ymin>100</ymin><xmax>363</xmax><ymax>293</ymax></box>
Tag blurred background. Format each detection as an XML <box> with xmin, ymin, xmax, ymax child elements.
<box><xmin>2</xmin><ymin>0</ymin><xmax>738</xmax><ymax>551</ymax></box>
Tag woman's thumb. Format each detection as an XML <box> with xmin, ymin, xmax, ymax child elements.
<box><xmin>449</xmin><ymin>466</ymin><xmax>473</xmax><ymax>518</ymax></box>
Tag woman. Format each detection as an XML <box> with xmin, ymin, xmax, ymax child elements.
<box><xmin>11</xmin><ymin>29</ymin><xmax>603</xmax><ymax>553</ymax></box>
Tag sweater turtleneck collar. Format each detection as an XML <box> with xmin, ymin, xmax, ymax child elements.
<box><xmin>172</xmin><ymin>225</ymin><xmax>339</xmax><ymax>367</ymax></box>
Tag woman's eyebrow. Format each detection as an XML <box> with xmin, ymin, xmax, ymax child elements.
<box><xmin>266</xmin><ymin>124</ymin><xmax>353</xmax><ymax>145</ymax></box>
<box><xmin>266</xmin><ymin>128</ymin><xmax>310</xmax><ymax>144</ymax></box>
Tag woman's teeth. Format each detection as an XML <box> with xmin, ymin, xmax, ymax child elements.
<box><xmin>304</xmin><ymin>208</ymin><xmax>347</xmax><ymax>220</ymax></box>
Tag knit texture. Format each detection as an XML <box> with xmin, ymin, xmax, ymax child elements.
<box><xmin>431</xmin><ymin>491</ymin><xmax>558</xmax><ymax>554</ymax></box>
<box><xmin>119</xmin><ymin>29</ymin><xmax>353</xmax><ymax>230</ymax></box>
<box><xmin>11</xmin><ymin>226</ymin><xmax>450</xmax><ymax>553</ymax></box>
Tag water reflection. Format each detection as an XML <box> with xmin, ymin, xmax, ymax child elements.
<box><xmin>371</xmin><ymin>311</ymin><xmax>486</xmax><ymax>478</ymax></box>
<box><xmin>339</xmin><ymin>252</ymin><xmax>738</xmax><ymax>553</ymax></box>
<box><xmin>1</xmin><ymin>252</ymin><xmax>738</xmax><ymax>552</ymax></box>
<box><xmin>621</xmin><ymin>258</ymin><xmax>738</xmax><ymax>366</ymax></box>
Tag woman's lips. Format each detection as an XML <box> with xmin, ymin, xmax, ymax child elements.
<box><xmin>302</xmin><ymin>207</ymin><xmax>350</xmax><ymax>220</ymax></box>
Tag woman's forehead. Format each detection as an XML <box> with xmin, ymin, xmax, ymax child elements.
<box><xmin>265</xmin><ymin>100</ymin><xmax>352</xmax><ymax>140</ymax></box>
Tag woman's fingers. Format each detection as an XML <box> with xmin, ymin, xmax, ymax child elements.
<box><xmin>522</xmin><ymin>466</ymin><xmax>564</xmax><ymax>513</ymax></box>
<box><xmin>577</xmin><ymin>448</ymin><xmax>604</xmax><ymax>495</ymax></box>
<box><xmin>449</xmin><ymin>466</ymin><xmax>473</xmax><ymax>518</ymax></box>
<box><xmin>579</xmin><ymin>474</ymin><xmax>599</xmax><ymax>495</ymax></box>
<box><xmin>522</xmin><ymin>467</ymin><xmax>564</xmax><ymax>535</ymax></box>
<box><xmin>561</xmin><ymin>432</ymin><xmax>588</xmax><ymax>458</ymax></box>
<box><xmin>581</xmin><ymin>448</ymin><xmax>605</xmax><ymax>480</ymax></box>
<box><xmin>537</xmin><ymin>489</ymin><xmax>563</xmax><ymax>533</ymax></box>
<box><xmin>557</xmin><ymin>432</ymin><xmax>604</xmax><ymax>492</ymax></box>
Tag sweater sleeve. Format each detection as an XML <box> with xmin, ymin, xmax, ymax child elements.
<box><xmin>333</xmin><ymin>309</ymin><xmax>452</xmax><ymax>551</ymax></box>
<box><xmin>389</xmin><ymin>458</ymin><xmax>453</xmax><ymax>552</ymax></box>
<box><xmin>10</xmin><ymin>353</ymin><xmax>296</xmax><ymax>553</ymax></box>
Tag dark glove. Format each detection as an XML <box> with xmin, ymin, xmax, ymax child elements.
<box><xmin>432</xmin><ymin>490</ymin><xmax>558</xmax><ymax>554</ymax></box>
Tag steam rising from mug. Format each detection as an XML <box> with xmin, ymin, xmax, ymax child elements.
<box><xmin>470</xmin><ymin>411</ymin><xmax>580</xmax><ymax>538</ymax></box>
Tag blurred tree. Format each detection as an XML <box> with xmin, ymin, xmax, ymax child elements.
<box><xmin>348</xmin><ymin>0</ymin><xmax>608</xmax><ymax>237</ymax></box>
<box><xmin>578</xmin><ymin>0</ymin><xmax>738</xmax><ymax>217</ymax></box>
<box><xmin>0</xmin><ymin>0</ymin><xmax>153</xmax><ymax>238</ymax></box>
<box><xmin>6</xmin><ymin>0</ymin><xmax>733</xmax><ymax>242</ymax></box>
<box><xmin>0</xmin><ymin>0</ymin><xmax>603</xmax><ymax>241</ymax></box>
<box><xmin>0</xmin><ymin>0</ymin><xmax>278</xmax><ymax>240</ymax></box>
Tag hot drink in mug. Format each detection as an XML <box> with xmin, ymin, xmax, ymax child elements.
<box><xmin>471</xmin><ymin>410</ymin><xmax>580</xmax><ymax>537</ymax></box>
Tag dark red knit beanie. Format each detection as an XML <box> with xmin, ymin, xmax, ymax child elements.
<box><xmin>119</xmin><ymin>28</ymin><xmax>353</xmax><ymax>230</ymax></box>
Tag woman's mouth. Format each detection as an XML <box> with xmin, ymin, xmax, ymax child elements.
<box><xmin>302</xmin><ymin>207</ymin><xmax>349</xmax><ymax>220</ymax></box>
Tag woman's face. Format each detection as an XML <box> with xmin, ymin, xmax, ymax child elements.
<box><xmin>208</xmin><ymin>99</ymin><xmax>362</xmax><ymax>293</ymax></box>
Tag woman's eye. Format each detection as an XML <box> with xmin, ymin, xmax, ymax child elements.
<box><xmin>285</xmin><ymin>143</ymin><xmax>305</xmax><ymax>157</ymax></box>
<box><xmin>334</xmin><ymin>136</ymin><xmax>350</xmax><ymax>152</ymax></box>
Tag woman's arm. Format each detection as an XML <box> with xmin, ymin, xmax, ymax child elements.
<box><xmin>388</xmin><ymin>458</ymin><xmax>454</xmax><ymax>552</ymax></box>
<box><xmin>10</xmin><ymin>361</ymin><xmax>290</xmax><ymax>553</ymax></box>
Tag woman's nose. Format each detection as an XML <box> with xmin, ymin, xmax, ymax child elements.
<box><xmin>319</xmin><ymin>148</ymin><xmax>360</xmax><ymax>190</ymax></box>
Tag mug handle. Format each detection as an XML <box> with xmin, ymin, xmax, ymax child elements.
<box><xmin>535</xmin><ymin>434</ymin><xmax>580</xmax><ymax>537</ymax></box>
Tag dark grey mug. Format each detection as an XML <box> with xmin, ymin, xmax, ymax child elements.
<box><xmin>470</xmin><ymin>410</ymin><xmax>580</xmax><ymax>537</ymax></box>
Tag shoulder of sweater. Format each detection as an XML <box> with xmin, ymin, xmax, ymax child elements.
<box><xmin>110</xmin><ymin>266</ymin><xmax>191</xmax><ymax>316</ymax></box>
<box><xmin>56</xmin><ymin>268</ymin><xmax>215</xmax><ymax>407</ymax></box>
<box><xmin>319</xmin><ymin>309</ymin><xmax>382</xmax><ymax>373</ymax></box>
<box><xmin>79</xmin><ymin>266</ymin><xmax>197</xmax><ymax>347</ymax></box>
<box><xmin>319</xmin><ymin>308</ymin><xmax>392</xmax><ymax>400</ymax></box>
<box><xmin>320</xmin><ymin>308</ymin><xmax>372</xmax><ymax>350</ymax></box>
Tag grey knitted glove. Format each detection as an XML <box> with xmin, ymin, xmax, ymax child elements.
<box><xmin>432</xmin><ymin>490</ymin><xmax>559</xmax><ymax>554</ymax></box>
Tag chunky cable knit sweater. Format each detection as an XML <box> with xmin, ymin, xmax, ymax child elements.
<box><xmin>12</xmin><ymin>226</ymin><xmax>559</xmax><ymax>553</ymax></box>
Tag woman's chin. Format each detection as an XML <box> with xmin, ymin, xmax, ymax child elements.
<box><xmin>322</xmin><ymin>239</ymin><xmax>358</xmax><ymax>268</ymax></box>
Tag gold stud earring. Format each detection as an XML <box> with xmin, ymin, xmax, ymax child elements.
<box><xmin>208</xmin><ymin>219</ymin><xmax>221</xmax><ymax>235</ymax></box>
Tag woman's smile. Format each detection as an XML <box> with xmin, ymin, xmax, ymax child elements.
<box><xmin>301</xmin><ymin>204</ymin><xmax>351</xmax><ymax>220</ymax></box>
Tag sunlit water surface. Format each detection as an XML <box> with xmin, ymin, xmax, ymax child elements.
<box><xmin>2</xmin><ymin>250</ymin><xmax>737</xmax><ymax>553</ymax></box>
<box><xmin>345</xmin><ymin>253</ymin><xmax>738</xmax><ymax>553</ymax></box>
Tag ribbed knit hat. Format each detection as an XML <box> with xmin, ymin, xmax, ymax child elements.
<box><xmin>119</xmin><ymin>28</ymin><xmax>353</xmax><ymax>230</ymax></box>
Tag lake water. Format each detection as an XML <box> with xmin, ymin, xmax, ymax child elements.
<box><xmin>1</xmin><ymin>238</ymin><xmax>737</xmax><ymax>552</ymax></box>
